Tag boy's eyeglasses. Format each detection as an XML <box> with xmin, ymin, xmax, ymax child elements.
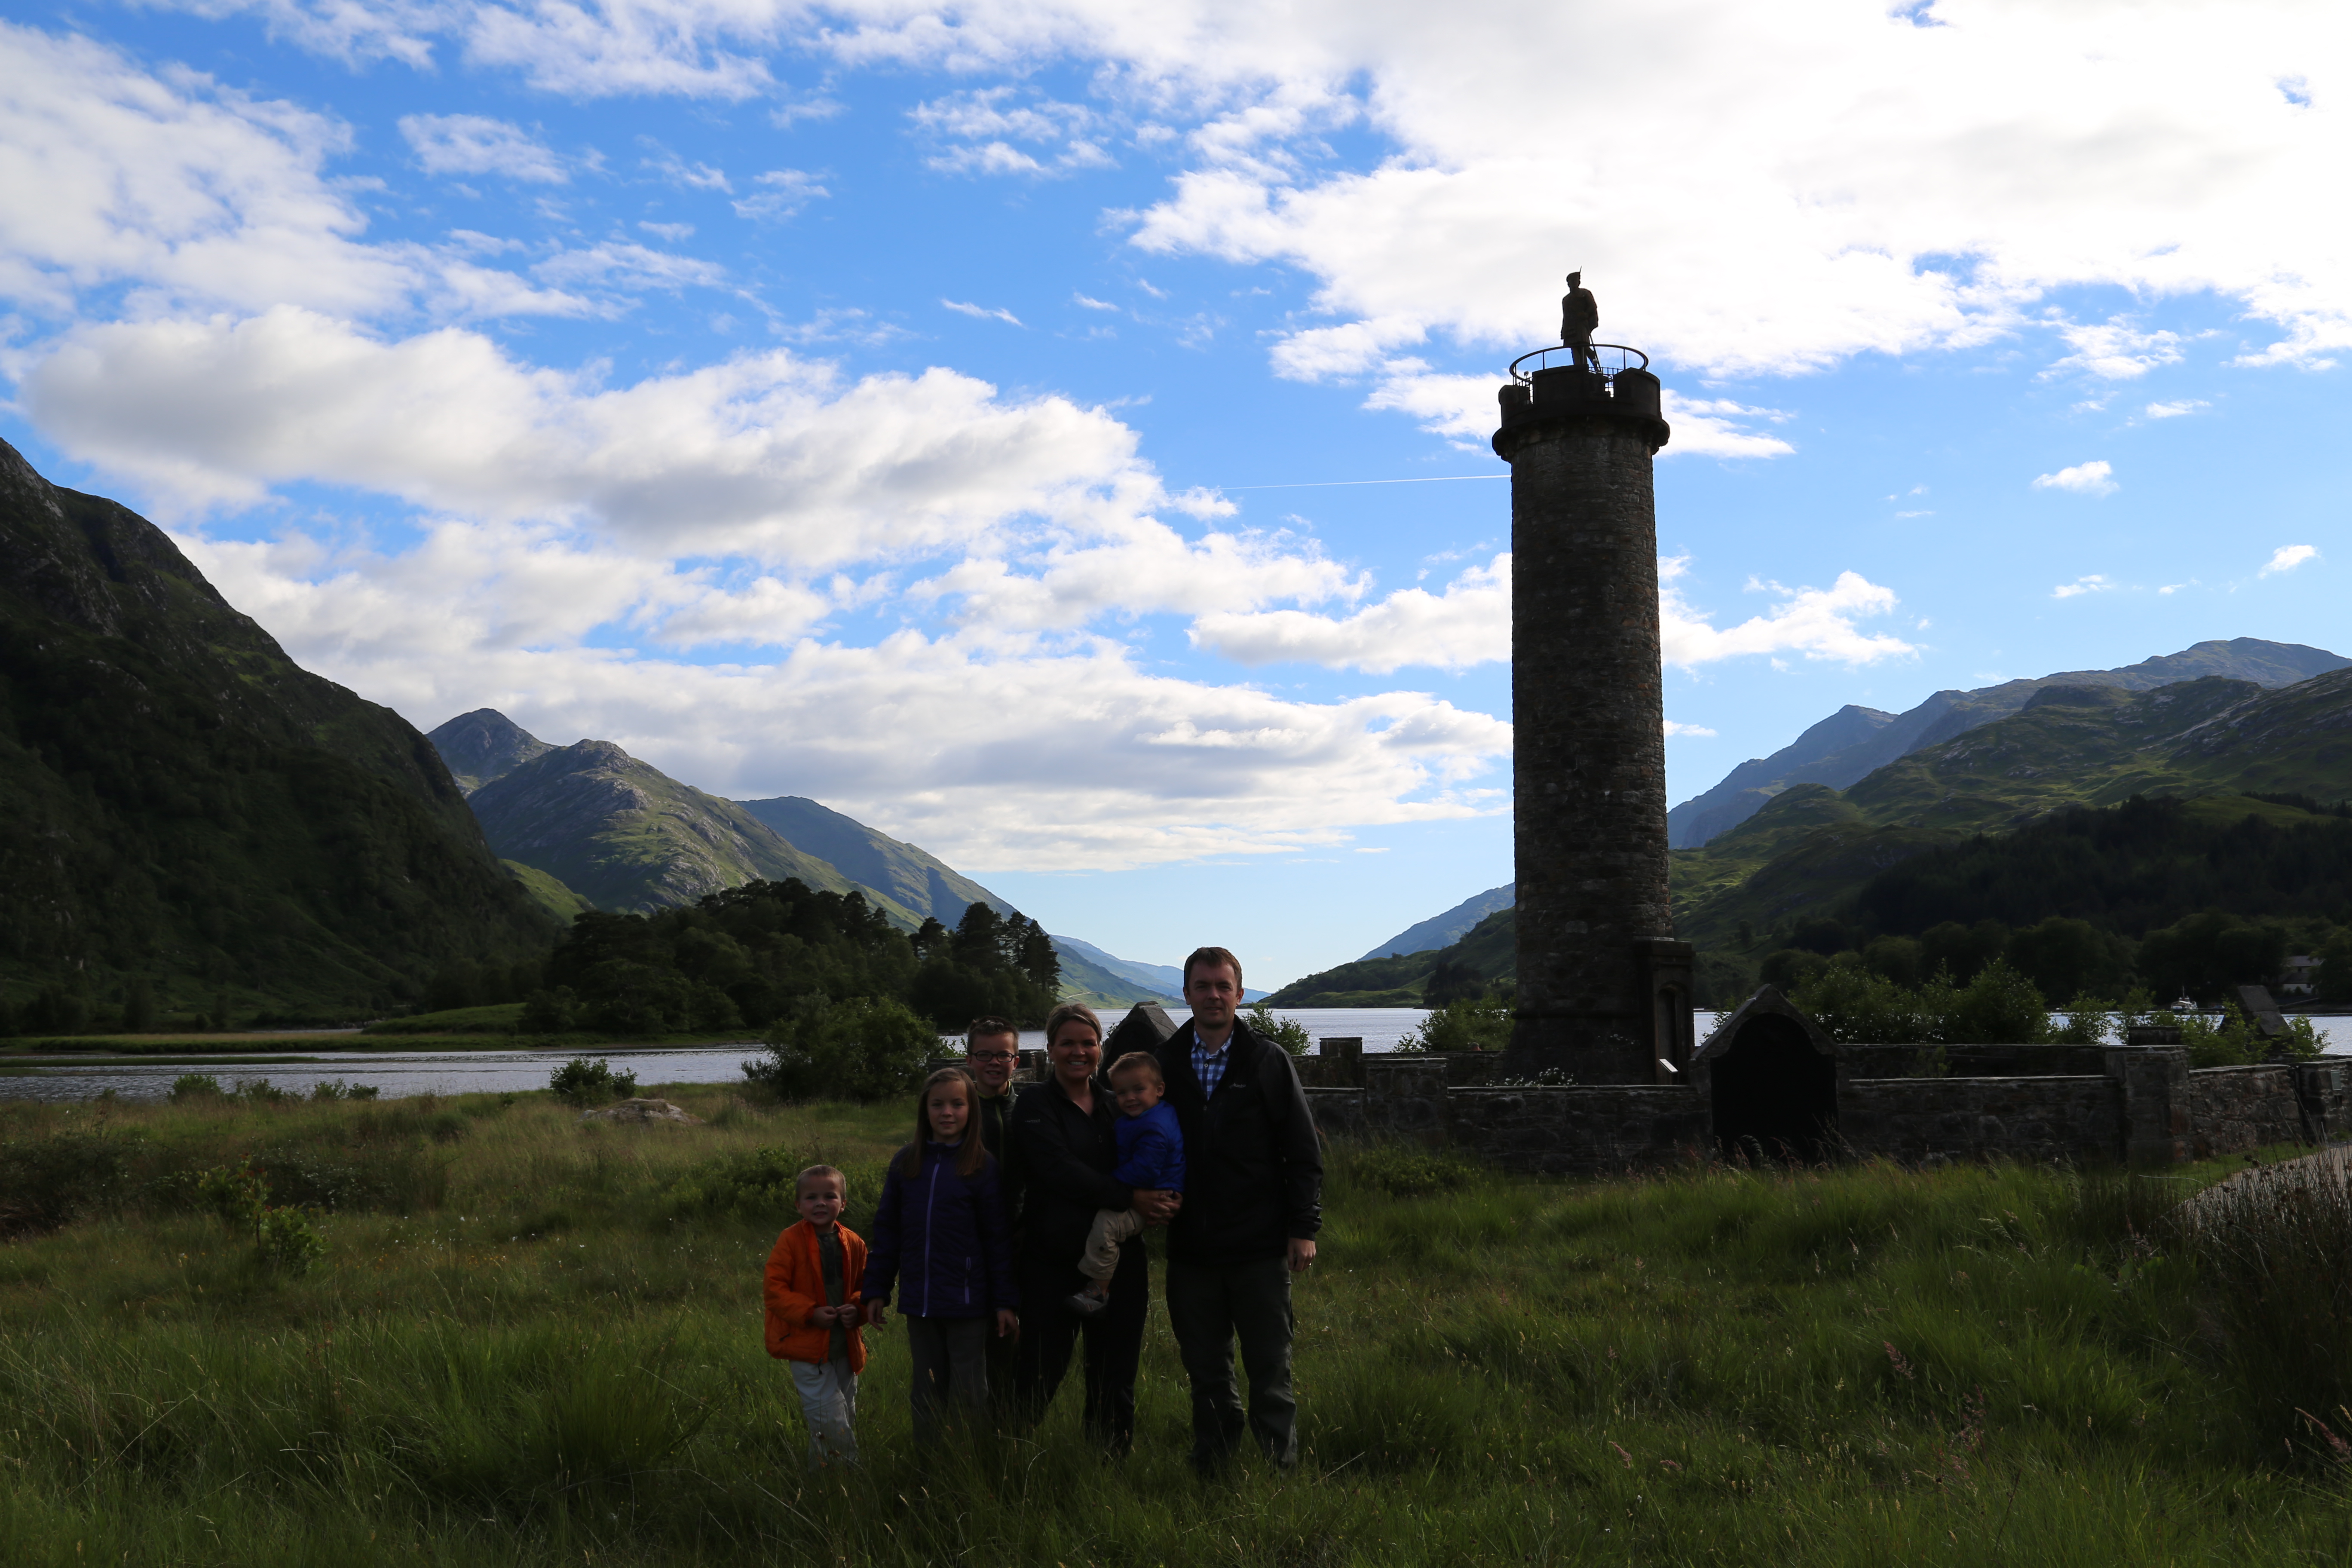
<box><xmin>968</xmin><ymin>1050</ymin><xmax>1018</xmax><ymax>1061</ymax></box>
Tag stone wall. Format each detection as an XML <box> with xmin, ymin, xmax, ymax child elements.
<box><xmin>1305</xmin><ymin>1047</ymin><xmax>2352</xmax><ymax>1175</ymax></box>
<box><xmin>1843</xmin><ymin>1044</ymin><xmax>2114</xmax><ymax>1080</ymax></box>
<box><xmin>2184</xmin><ymin>1061</ymin><xmax>2352</xmax><ymax>1157</ymax></box>
<box><xmin>1840</xmin><ymin>1076</ymin><xmax>2119</xmax><ymax>1165</ymax></box>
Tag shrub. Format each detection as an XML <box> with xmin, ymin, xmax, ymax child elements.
<box><xmin>1792</xmin><ymin>957</ymin><xmax>2053</xmax><ymax>1044</ymax></box>
<box><xmin>197</xmin><ymin>1160</ymin><xmax>270</xmax><ymax>1234</ymax></box>
<box><xmin>257</xmin><ymin>1205</ymin><xmax>326</xmax><ymax>1275</ymax></box>
<box><xmin>2171</xmin><ymin>1003</ymin><xmax>2323</xmax><ymax>1067</ymax></box>
<box><xmin>550</xmin><ymin>1057</ymin><xmax>639</xmax><ymax>1106</ymax></box>
<box><xmin>0</xmin><ymin>1133</ymin><xmax>132</xmax><ymax>1237</ymax></box>
<box><xmin>743</xmin><ymin>995</ymin><xmax>935</xmax><ymax>1101</ymax></box>
<box><xmin>1244</xmin><ymin>999</ymin><xmax>1313</xmax><ymax>1056</ymax></box>
<box><xmin>1397</xmin><ymin>996</ymin><xmax>1511</xmax><ymax>1053</ymax></box>
<box><xmin>168</xmin><ymin>1073</ymin><xmax>225</xmax><ymax>1101</ymax></box>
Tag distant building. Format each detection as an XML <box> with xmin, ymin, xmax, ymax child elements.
<box><xmin>2279</xmin><ymin>955</ymin><xmax>2319</xmax><ymax>997</ymax></box>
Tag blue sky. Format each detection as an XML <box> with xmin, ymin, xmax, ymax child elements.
<box><xmin>1</xmin><ymin>1</ymin><xmax>2344</xmax><ymax>985</ymax></box>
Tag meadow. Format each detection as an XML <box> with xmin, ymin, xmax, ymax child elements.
<box><xmin>2</xmin><ymin>1084</ymin><xmax>2348</xmax><ymax>1567</ymax></box>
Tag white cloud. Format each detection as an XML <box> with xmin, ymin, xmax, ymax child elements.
<box><xmin>732</xmin><ymin>168</ymin><xmax>829</xmax><ymax>221</ymax></box>
<box><xmin>1191</xmin><ymin>554</ymin><xmax>1505</xmax><ymax>673</ymax></box>
<box><xmin>0</xmin><ymin>22</ymin><xmax>409</xmax><ymax>318</ymax></box>
<box><xmin>534</xmin><ymin>241</ymin><xmax>727</xmax><ymax>292</ymax></box>
<box><xmin>642</xmin><ymin>148</ymin><xmax>732</xmax><ymax>191</ymax></box>
<box><xmin>2052</xmin><ymin>573</ymin><xmax>2113</xmax><ymax>599</ymax></box>
<box><xmin>2261</xmin><ymin>543</ymin><xmax>2319</xmax><ymax>575</ymax></box>
<box><xmin>178</xmin><ymin>523</ymin><xmax>1513</xmax><ymax>870</ymax></box>
<box><xmin>398</xmin><ymin>113</ymin><xmax>568</xmax><ymax>183</ymax></box>
<box><xmin>1659</xmin><ymin>556</ymin><xmax>1914</xmax><ymax>668</ymax></box>
<box><xmin>943</xmin><ymin>299</ymin><xmax>1024</xmax><ymax>326</ymax></box>
<box><xmin>1663</xmin><ymin>720</ymin><xmax>1717</xmax><ymax>738</ymax></box>
<box><xmin>2048</xmin><ymin>318</ymin><xmax>2185</xmax><ymax>380</ymax></box>
<box><xmin>1191</xmin><ymin>552</ymin><xmax>1912</xmax><ymax>674</ymax></box>
<box><xmin>2033</xmin><ymin>460</ymin><xmax>2117</xmax><ymax>497</ymax></box>
<box><xmin>20</xmin><ymin>306</ymin><xmax>1164</xmax><ymax>570</ymax></box>
<box><xmin>2143</xmin><ymin>399</ymin><xmax>2208</xmax><ymax>419</ymax></box>
<box><xmin>911</xmin><ymin>87</ymin><xmax>1114</xmax><ymax>177</ymax></box>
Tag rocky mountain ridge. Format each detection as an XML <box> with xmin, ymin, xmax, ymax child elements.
<box><xmin>1668</xmin><ymin>637</ymin><xmax>2348</xmax><ymax>848</ymax></box>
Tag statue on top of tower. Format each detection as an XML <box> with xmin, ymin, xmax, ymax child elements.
<box><xmin>1559</xmin><ymin>271</ymin><xmax>1599</xmax><ymax>374</ymax></box>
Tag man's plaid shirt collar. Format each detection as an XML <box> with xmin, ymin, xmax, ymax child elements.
<box><xmin>1191</xmin><ymin>1022</ymin><xmax>1236</xmax><ymax>1098</ymax></box>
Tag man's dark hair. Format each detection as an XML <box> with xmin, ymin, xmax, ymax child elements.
<box><xmin>1182</xmin><ymin>946</ymin><xmax>1244</xmax><ymax>992</ymax></box>
<box><xmin>966</xmin><ymin>1015</ymin><xmax>1019</xmax><ymax>1048</ymax></box>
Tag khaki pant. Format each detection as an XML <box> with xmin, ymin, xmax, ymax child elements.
<box><xmin>788</xmin><ymin>1360</ymin><xmax>858</xmax><ymax>1465</ymax></box>
<box><xmin>1078</xmin><ymin>1206</ymin><xmax>1144</xmax><ymax>1282</ymax></box>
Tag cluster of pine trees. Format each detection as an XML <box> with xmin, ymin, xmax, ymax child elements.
<box><xmin>514</xmin><ymin>879</ymin><xmax>1061</xmax><ymax>1036</ymax></box>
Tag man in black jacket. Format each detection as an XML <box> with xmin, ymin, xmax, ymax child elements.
<box><xmin>1153</xmin><ymin>946</ymin><xmax>1322</xmax><ymax>1472</ymax></box>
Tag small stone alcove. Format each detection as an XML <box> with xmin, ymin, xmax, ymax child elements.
<box><xmin>1694</xmin><ymin>987</ymin><xmax>1842</xmax><ymax>1162</ymax></box>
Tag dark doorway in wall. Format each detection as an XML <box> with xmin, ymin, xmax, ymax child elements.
<box><xmin>1710</xmin><ymin>1014</ymin><xmax>1838</xmax><ymax>1162</ymax></box>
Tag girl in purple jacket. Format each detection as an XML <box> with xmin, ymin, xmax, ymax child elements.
<box><xmin>861</xmin><ymin>1067</ymin><xmax>1020</xmax><ymax>1439</ymax></box>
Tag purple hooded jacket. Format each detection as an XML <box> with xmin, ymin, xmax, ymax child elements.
<box><xmin>861</xmin><ymin>1140</ymin><xmax>1019</xmax><ymax>1318</ymax></box>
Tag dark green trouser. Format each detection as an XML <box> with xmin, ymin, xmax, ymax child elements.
<box><xmin>1164</xmin><ymin>1256</ymin><xmax>1296</xmax><ymax>1469</ymax></box>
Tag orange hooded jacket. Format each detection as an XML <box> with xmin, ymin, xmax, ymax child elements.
<box><xmin>763</xmin><ymin>1219</ymin><xmax>869</xmax><ymax>1370</ymax></box>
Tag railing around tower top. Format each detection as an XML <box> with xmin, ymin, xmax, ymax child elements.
<box><xmin>1508</xmin><ymin>343</ymin><xmax>1650</xmax><ymax>384</ymax></box>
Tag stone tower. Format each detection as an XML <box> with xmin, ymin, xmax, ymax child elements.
<box><xmin>1493</xmin><ymin>342</ymin><xmax>1695</xmax><ymax>1084</ymax></box>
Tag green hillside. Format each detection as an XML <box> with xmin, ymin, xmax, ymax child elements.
<box><xmin>1263</xmin><ymin>907</ymin><xmax>1516</xmax><ymax>1005</ymax></box>
<box><xmin>468</xmin><ymin>740</ymin><xmax>926</xmax><ymax>922</ymax></box>
<box><xmin>1671</xmin><ymin>671</ymin><xmax>2352</xmax><ymax>949</ymax></box>
<box><xmin>499</xmin><ymin>860</ymin><xmax>595</xmax><ymax>922</ymax></box>
<box><xmin>0</xmin><ymin>438</ymin><xmax>559</xmax><ymax>1026</ymax></box>
<box><xmin>735</xmin><ymin>795</ymin><xmax>1007</xmax><ymax>924</ymax></box>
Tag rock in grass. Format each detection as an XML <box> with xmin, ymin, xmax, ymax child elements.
<box><xmin>579</xmin><ymin>1097</ymin><xmax>702</xmax><ymax>1125</ymax></box>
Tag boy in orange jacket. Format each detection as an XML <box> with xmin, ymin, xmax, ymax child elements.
<box><xmin>763</xmin><ymin>1164</ymin><xmax>867</xmax><ymax>1464</ymax></box>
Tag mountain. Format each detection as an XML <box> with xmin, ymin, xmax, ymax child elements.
<box><xmin>430</xmin><ymin>708</ymin><xmax>552</xmax><ymax>794</ymax></box>
<box><xmin>1051</xmin><ymin>936</ymin><xmax>1183</xmax><ymax>999</ymax></box>
<box><xmin>0</xmin><ymin>437</ymin><xmax>558</xmax><ymax>1022</ymax></box>
<box><xmin>1358</xmin><ymin>883</ymin><xmax>1516</xmax><ymax>961</ymax></box>
<box><xmin>467</xmin><ymin>739</ymin><xmax>925</xmax><ymax>920</ymax></box>
<box><xmin>1672</xmin><ymin>668</ymin><xmax>2352</xmax><ymax>947</ymax></box>
<box><xmin>1668</xmin><ymin>638</ymin><xmax>2349</xmax><ymax>848</ymax></box>
<box><xmin>735</xmin><ymin>794</ymin><xmax>1008</xmax><ymax>927</ymax></box>
<box><xmin>1263</xmin><ymin>907</ymin><xmax>1516</xmax><ymax>1006</ymax></box>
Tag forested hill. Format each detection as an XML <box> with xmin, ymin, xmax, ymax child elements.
<box><xmin>0</xmin><ymin>438</ymin><xmax>559</xmax><ymax>1026</ymax></box>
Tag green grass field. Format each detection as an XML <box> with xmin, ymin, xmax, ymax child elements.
<box><xmin>2</xmin><ymin>1086</ymin><xmax>2348</xmax><ymax>1566</ymax></box>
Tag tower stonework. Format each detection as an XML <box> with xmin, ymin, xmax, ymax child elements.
<box><xmin>1494</xmin><ymin>354</ymin><xmax>1695</xmax><ymax>1085</ymax></box>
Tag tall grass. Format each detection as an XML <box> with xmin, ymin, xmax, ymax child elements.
<box><xmin>2</xmin><ymin>1090</ymin><xmax>2348</xmax><ymax>1564</ymax></box>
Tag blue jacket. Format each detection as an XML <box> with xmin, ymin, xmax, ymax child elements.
<box><xmin>1112</xmin><ymin>1101</ymin><xmax>1185</xmax><ymax>1193</ymax></box>
<box><xmin>861</xmin><ymin>1141</ymin><xmax>1019</xmax><ymax>1318</ymax></box>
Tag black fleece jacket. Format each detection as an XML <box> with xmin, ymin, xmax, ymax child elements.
<box><xmin>1154</xmin><ymin>1020</ymin><xmax>1322</xmax><ymax>1267</ymax></box>
<box><xmin>1005</xmin><ymin>1073</ymin><xmax>1139</xmax><ymax>1271</ymax></box>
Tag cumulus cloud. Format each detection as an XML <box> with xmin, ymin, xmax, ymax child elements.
<box><xmin>2052</xmin><ymin>574</ymin><xmax>2113</xmax><ymax>599</ymax></box>
<box><xmin>2049</xmin><ymin>318</ymin><xmax>2186</xmax><ymax>380</ymax></box>
<box><xmin>1193</xmin><ymin>553</ymin><xmax>1912</xmax><ymax>674</ymax></box>
<box><xmin>2033</xmin><ymin>460</ymin><xmax>2118</xmax><ymax>496</ymax></box>
<box><xmin>2261</xmin><ymin>543</ymin><xmax>2319</xmax><ymax>575</ymax></box>
<box><xmin>20</xmin><ymin>306</ymin><xmax>1163</xmax><ymax>569</ymax></box>
<box><xmin>399</xmin><ymin>113</ymin><xmax>569</xmax><ymax>182</ymax></box>
<box><xmin>2144</xmin><ymin>399</ymin><xmax>2208</xmax><ymax>419</ymax></box>
<box><xmin>911</xmin><ymin>88</ymin><xmax>1113</xmax><ymax>176</ymax></box>
<box><xmin>179</xmin><ymin>524</ymin><xmax>1511</xmax><ymax>870</ymax></box>
<box><xmin>1191</xmin><ymin>553</ymin><xmax>1505</xmax><ymax>673</ymax></box>
<box><xmin>1659</xmin><ymin>557</ymin><xmax>1914</xmax><ymax>668</ymax></box>
<box><xmin>1663</xmin><ymin>720</ymin><xmax>1717</xmax><ymax>738</ymax></box>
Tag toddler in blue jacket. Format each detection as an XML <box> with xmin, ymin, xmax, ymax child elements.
<box><xmin>1069</xmin><ymin>1050</ymin><xmax>1186</xmax><ymax>1316</ymax></box>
